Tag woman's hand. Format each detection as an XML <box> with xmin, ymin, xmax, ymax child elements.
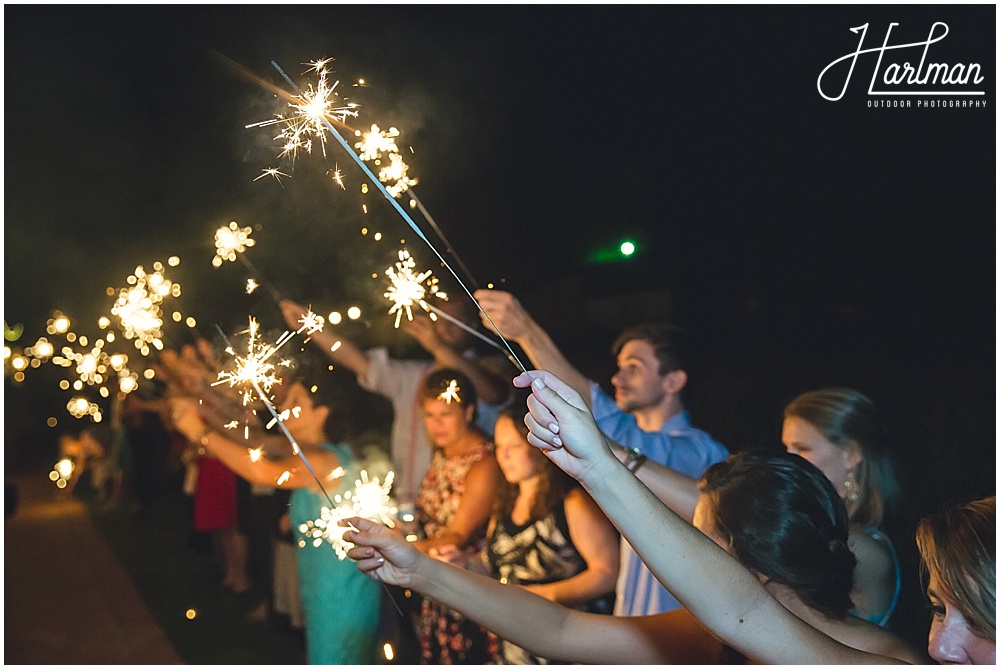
<box><xmin>513</xmin><ymin>371</ymin><xmax>616</xmax><ymax>487</ymax></box>
<box><xmin>344</xmin><ymin>516</ymin><xmax>424</xmax><ymax>589</ymax></box>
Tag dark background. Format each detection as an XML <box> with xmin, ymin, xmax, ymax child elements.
<box><xmin>4</xmin><ymin>4</ymin><xmax>995</xmax><ymax>651</ymax></box>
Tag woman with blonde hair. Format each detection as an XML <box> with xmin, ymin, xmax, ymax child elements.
<box><xmin>916</xmin><ymin>496</ymin><xmax>995</xmax><ymax>664</ymax></box>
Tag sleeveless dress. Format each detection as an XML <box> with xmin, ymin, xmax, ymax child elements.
<box><xmin>416</xmin><ymin>442</ymin><xmax>499</xmax><ymax>664</ymax></box>
<box><xmin>861</xmin><ymin>527</ymin><xmax>902</xmax><ymax>628</ymax></box>
<box><xmin>289</xmin><ymin>442</ymin><xmax>381</xmax><ymax>664</ymax></box>
<box><xmin>485</xmin><ymin>497</ymin><xmax>616</xmax><ymax>664</ymax></box>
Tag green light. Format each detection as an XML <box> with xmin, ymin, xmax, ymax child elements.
<box><xmin>620</xmin><ymin>241</ymin><xmax>636</xmax><ymax>256</ymax></box>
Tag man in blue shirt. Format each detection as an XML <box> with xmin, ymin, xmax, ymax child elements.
<box><xmin>473</xmin><ymin>290</ymin><xmax>728</xmax><ymax>616</ymax></box>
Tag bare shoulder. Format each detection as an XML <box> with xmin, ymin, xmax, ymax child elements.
<box><xmin>848</xmin><ymin>526</ymin><xmax>894</xmax><ymax>571</ymax></box>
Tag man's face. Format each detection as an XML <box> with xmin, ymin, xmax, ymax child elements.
<box><xmin>432</xmin><ymin>301</ymin><xmax>474</xmax><ymax>349</ymax></box>
<box><xmin>610</xmin><ymin>339</ymin><xmax>668</xmax><ymax>413</ymax></box>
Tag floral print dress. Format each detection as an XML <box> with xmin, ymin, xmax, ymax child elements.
<box><xmin>416</xmin><ymin>442</ymin><xmax>499</xmax><ymax>664</ymax></box>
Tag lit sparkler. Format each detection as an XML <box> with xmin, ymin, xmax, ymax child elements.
<box><xmin>110</xmin><ymin>262</ymin><xmax>181</xmax><ymax>355</ymax></box>
<box><xmin>384</xmin><ymin>249</ymin><xmax>447</xmax><ymax>328</ymax></box>
<box><xmin>298</xmin><ymin>470</ymin><xmax>396</xmax><ymax>559</ymax></box>
<box><xmin>438</xmin><ymin>379</ymin><xmax>461</xmax><ymax>404</ymax></box>
<box><xmin>213</xmin><ymin>222</ymin><xmax>256</xmax><ymax>268</ymax></box>
<box><xmin>247</xmin><ymin>59</ymin><xmax>359</xmax><ymax>162</ymax></box>
<box><xmin>263</xmin><ymin>59</ymin><xmax>531</xmax><ymax>376</ymax></box>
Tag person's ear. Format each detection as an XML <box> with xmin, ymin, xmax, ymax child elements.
<box><xmin>316</xmin><ymin>405</ymin><xmax>330</xmax><ymax>426</ymax></box>
<box><xmin>663</xmin><ymin>369</ymin><xmax>688</xmax><ymax>394</ymax></box>
<box><xmin>843</xmin><ymin>440</ymin><xmax>863</xmax><ymax>470</ymax></box>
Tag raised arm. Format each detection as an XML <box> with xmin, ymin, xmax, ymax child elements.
<box><xmin>403</xmin><ymin>314</ymin><xmax>509</xmax><ymax>406</ymax></box>
<box><xmin>514</xmin><ymin>371</ymin><xmax>907</xmax><ymax>665</ymax></box>
<box><xmin>608</xmin><ymin>441</ymin><xmax>701</xmax><ymax>521</ymax></box>
<box><xmin>170</xmin><ymin>397</ymin><xmax>339</xmax><ymax>490</ymax></box>
<box><xmin>279</xmin><ymin>299</ymin><xmax>370</xmax><ymax>379</ymax></box>
<box><xmin>473</xmin><ymin>290</ymin><xmax>591</xmax><ymax>404</ymax></box>
<box><xmin>346</xmin><ymin>517</ymin><xmax>683</xmax><ymax>664</ymax></box>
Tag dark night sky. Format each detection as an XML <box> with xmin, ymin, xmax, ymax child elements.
<box><xmin>4</xmin><ymin>6</ymin><xmax>995</xmax><ymax>481</ymax></box>
<box><xmin>2</xmin><ymin>4</ymin><xmax>995</xmax><ymax>646</ymax></box>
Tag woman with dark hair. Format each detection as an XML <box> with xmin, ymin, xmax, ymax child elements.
<box><xmin>171</xmin><ymin>379</ymin><xmax>381</xmax><ymax>664</ymax></box>
<box><xmin>916</xmin><ymin>496</ymin><xmax>995</xmax><ymax>664</ymax></box>
<box><xmin>477</xmin><ymin>397</ymin><xmax>618</xmax><ymax>663</ymax></box>
<box><xmin>611</xmin><ymin>385</ymin><xmax>903</xmax><ymax>625</ymax></box>
<box><xmin>412</xmin><ymin>367</ymin><xmax>501</xmax><ymax>664</ymax></box>
<box><xmin>344</xmin><ymin>417</ymin><xmax>923</xmax><ymax>663</ymax></box>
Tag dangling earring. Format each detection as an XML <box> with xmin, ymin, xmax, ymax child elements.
<box><xmin>843</xmin><ymin>469</ymin><xmax>859</xmax><ymax>503</ymax></box>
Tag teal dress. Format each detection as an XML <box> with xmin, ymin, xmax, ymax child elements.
<box><xmin>289</xmin><ymin>442</ymin><xmax>381</xmax><ymax>664</ymax></box>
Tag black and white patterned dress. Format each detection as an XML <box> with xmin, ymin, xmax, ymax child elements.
<box><xmin>485</xmin><ymin>500</ymin><xmax>615</xmax><ymax>664</ymax></box>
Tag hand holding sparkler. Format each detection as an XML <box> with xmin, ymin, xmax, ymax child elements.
<box><xmin>344</xmin><ymin>516</ymin><xmax>424</xmax><ymax>588</ymax></box>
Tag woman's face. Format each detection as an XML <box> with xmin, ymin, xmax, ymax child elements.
<box><xmin>281</xmin><ymin>383</ymin><xmax>325</xmax><ymax>438</ymax></box>
<box><xmin>781</xmin><ymin>416</ymin><xmax>858</xmax><ymax>498</ymax></box>
<box><xmin>493</xmin><ymin>416</ymin><xmax>541</xmax><ymax>485</ymax></box>
<box><xmin>926</xmin><ymin>574</ymin><xmax>996</xmax><ymax>664</ymax></box>
<box><xmin>422</xmin><ymin>398</ymin><xmax>472</xmax><ymax>449</ymax></box>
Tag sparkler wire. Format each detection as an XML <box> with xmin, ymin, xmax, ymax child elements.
<box><xmin>424</xmin><ymin>303</ymin><xmax>503</xmax><ymax>352</ymax></box>
<box><xmin>269</xmin><ymin>60</ymin><xmax>532</xmax><ymax>379</ymax></box>
<box><xmin>408</xmin><ymin>188</ymin><xmax>480</xmax><ymax>292</ymax></box>
<box><xmin>213</xmin><ymin>324</ymin><xmax>336</xmax><ymax>506</ymax></box>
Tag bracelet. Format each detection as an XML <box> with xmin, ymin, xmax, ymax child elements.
<box><xmin>199</xmin><ymin>427</ymin><xmax>212</xmax><ymax>447</ymax></box>
<box><xmin>624</xmin><ymin>447</ymin><xmax>647</xmax><ymax>474</ymax></box>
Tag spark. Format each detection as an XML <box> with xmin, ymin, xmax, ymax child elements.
<box><xmin>212</xmin><ymin>317</ymin><xmax>282</xmax><ymax>406</ymax></box>
<box><xmin>246</xmin><ymin>279</ymin><xmax>259</xmax><ymax>294</ymax></box>
<box><xmin>379</xmin><ymin>152</ymin><xmax>418</xmax><ymax>197</ymax></box>
<box><xmin>383</xmin><ymin>249</ymin><xmax>447</xmax><ymax>328</ymax></box>
<box><xmin>330</xmin><ymin>165</ymin><xmax>346</xmax><ymax>189</ymax></box>
<box><xmin>253</xmin><ymin>167</ymin><xmax>290</xmax><ymax>186</ymax></box>
<box><xmin>109</xmin><ymin>263</ymin><xmax>180</xmax><ymax>354</ymax></box>
<box><xmin>354</xmin><ymin>124</ymin><xmax>400</xmax><ymax>162</ymax></box>
<box><xmin>297</xmin><ymin>470</ymin><xmax>396</xmax><ymax>559</ymax></box>
<box><xmin>438</xmin><ymin>379</ymin><xmax>461</xmax><ymax>404</ymax></box>
<box><xmin>277</xmin><ymin>470</ymin><xmax>291</xmax><ymax>486</ymax></box>
<box><xmin>213</xmin><ymin>222</ymin><xmax>255</xmax><ymax>268</ymax></box>
<box><xmin>248</xmin><ymin>61</ymin><xmax>359</xmax><ymax>162</ymax></box>
<box><xmin>248</xmin><ymin>447</ymin><xmax>264</xmax><ymax>463</ymax></box>
<box><xmin>213</xmin><ymin>312</ymin><xmax>323</xmax><ymax>406</ymax></box>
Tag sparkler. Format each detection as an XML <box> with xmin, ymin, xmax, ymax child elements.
<box><xmin>212</xmin><ymin>318</ymin><xmax>338</xmax><ymax>506</ymax></box>
<box><xmin>438</xmin><ymin>380</ymin><xmax>461</xmax><ymax>404</ymax></box>
<box><xmin>246</xmin><ymin>59</ymin><xmax>359</xmax><ymax>162</ymax></box>
<box><xmin>298</xmin><ymin>470</ymin><xmax>396</xmax><ymax>559</ymax></box>
<box><xmin>353</xmin><ymin>125</ymin><xmax>480</xmax><ymax>290</ymax></box>
<box><xmin>267</xmin><ymin>60</ymin><xmax>530</xmax><ymax>376</ymax></box>
<box><xmin>110</xmin><ymin>262</ymin><xmax>182</xmax><ymax>356</ymax></box>
<box><xmin>383</xmin><ymin>249</ymin><xmax>447</xmax><ymax>328</ymax></box>
<box><xmin>212</xmin><ymin>222</ymin><xmax>282</xmax><ymax>302</ymax></box>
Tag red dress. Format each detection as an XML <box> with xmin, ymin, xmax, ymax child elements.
<box><xmin>193</xmin><ymin>455</ymin><xmax>238</xmax><ymax>531</ymax></box>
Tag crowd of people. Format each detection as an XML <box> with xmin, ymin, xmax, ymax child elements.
<box><xmin>60</xmin><ymin>287</ymin><xmax>995</xmax><ymax>665</ymax></box>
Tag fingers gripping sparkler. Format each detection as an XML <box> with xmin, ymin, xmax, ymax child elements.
<box><xmin>269</xmin><ymin>60</ymin><xmax>531</xmax><ymax>377</ymax></box>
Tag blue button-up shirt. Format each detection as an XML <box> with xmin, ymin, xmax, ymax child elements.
<box><xmin>590</xmin><ymin>381</ymin><xmax>729</xmax><ymax>616</ymax></box>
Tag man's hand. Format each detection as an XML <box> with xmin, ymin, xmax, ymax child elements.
<box><xmin>473</xmin><ymin>289</ymin><xmax>534</xmax><ymax>341</ymax></box>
